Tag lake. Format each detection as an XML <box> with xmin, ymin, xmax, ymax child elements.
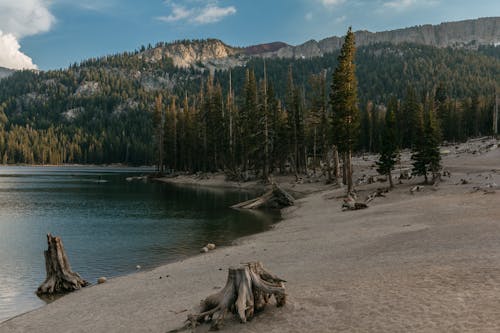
<box><xmin>0</xmin><ymin>166</ymin><xmax>275</xmax><ymax>322</ymax></box>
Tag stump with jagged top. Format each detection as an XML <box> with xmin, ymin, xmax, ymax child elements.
<box><xmin>37</xmin><ymin>233</ymin><xmax>89</xmax><ymax>296</ymax></box>
<box><xmin>182</xmin><ymin>262</ymin><xmax>286</xmax><ymax>331</ymax></box>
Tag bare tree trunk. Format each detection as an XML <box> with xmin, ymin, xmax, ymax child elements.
<box><xmin>388</xmin><ymin>171</ymin><xmax>394</xmax><ymax>189</ymax></box>
<box><xmin>342</xmin><ymin>152</ymin><xmax>347</xmax><ymax>186</ymax></box>
<box><xmin>347</xmin><ymin>150</ymin><xmax>353</xmax><ymax>194</ymax></box>
<box><xmin>333</xmin><ymin>146</ymin><xmax>340</xmax><ymax>180</ymax></box>
<box><xmin>37</xmin><ymin>234</ymin><xmax>89</xmax><ymax>296</ymax></box>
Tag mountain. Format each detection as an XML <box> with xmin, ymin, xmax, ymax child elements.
<box><xmin>0</xmin><ymin>67</ymin><xmax>15</xmax><ymax>80</ymax></box>
<box><xmin>0</xmin><ymin>18</ymin><xmax>498</xmax><ymax>166</ymax></box>
<box><xmin>259</xmin><ymin>17</ymin><xmax>500</xmax><ymax>59</ymax></box>
<box><xmin>135</xmin><ymin>17</ymin><xmax>499</xmax><ymax>69</ymax></box>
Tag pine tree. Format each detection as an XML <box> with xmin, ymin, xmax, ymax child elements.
<box><xmin>411</xmin><ymin>97</ymin><xmax>442</xmax><ymax>184</ymax></box>
<box><xmin>376</xmin><ymin>97</ymin><xmax>399</xmax><ymax>188</ymax></box>
<box><xmin>330</xmin><ymin>27</ymin><xmax>359</xmax><ymax>194</ymax></box>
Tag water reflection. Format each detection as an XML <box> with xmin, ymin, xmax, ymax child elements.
<box><xmin>0</xmin><ymin>167</ymin><xmax>277</xmax><ymax>322</ymax></box>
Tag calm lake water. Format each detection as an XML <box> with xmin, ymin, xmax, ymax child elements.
<box><xmin>0</xmin><ymin>166</ymin><xmax>275</xmax><ymax>322</ymax></box>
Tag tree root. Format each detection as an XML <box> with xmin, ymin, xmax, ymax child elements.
<box><xmin>37</xmin><ymin>233</ymin><xmax>89</xmax><ymax>296</ymax></box>
<box><xmin>185</xmin><ymin>262</ymin><xmax>286</xmax><ymax>331</ymax></box>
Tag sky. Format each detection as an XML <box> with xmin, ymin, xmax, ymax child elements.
<box><xmin>0</xmin><ymin>0</ymin><xmax>498</xmax><ymax>70</ymax></box>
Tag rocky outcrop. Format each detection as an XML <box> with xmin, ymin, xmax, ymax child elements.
<box><xmin>261</xmin><ymin>17</ymin><xmax>500</xmax><ymax>59</ymax></box>
<box><xmin>138</xmin><ymin>39</ymin><xmax>242</xmax><ymax>70</ymax></box>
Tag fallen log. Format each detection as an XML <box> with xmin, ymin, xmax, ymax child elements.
<box><xmin>37</xmin><ymin>233</ymin><xmax>89</xmax><ymax>296</ymax></box>
<box><xmin>179</xmin><ymin>262</ymin><xmax>286</xmax><ymax>331</ymax></box>
<box><xmin>365</xmin><ymin>188</ymin><xmax>388</xmax><ymax>204</ymax></box>
<box><xmin>342</xmin><ymin>196</ymin><xmax>368</xmax><ymax>211</ymax></box>
<box><xmin>232</xmin><ymin>183</ymin><xmax>294</xmax><ymax>210</ymax></box>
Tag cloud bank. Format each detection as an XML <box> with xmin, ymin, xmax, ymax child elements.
<box><xmin>158</xmin><ymin>1</ymin><xmax>236</xmax><ymax>25</ymax></box>
<box><xmin>0</xmin><ymin>0</ymin><xmax>55</xmax><ymax>69</ymax></box>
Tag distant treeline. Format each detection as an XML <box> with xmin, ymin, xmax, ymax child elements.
<box><xmin>0</xmin><ymin>42</ymin><xmax>497</xmax><ymax>166</ymax></box>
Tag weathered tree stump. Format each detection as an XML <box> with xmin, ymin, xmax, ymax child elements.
<box><xmin>37</xmin><ymin>233</ymin><xmax>89</xmax><ymax>296</ymax></box>
<box><xmin>184</xmin><ymin>262</ymin><xmax>286</xmax><ymax>331</ymax></box>
<box><xmin>231</xmin><ymin>184</ymin><xmax>294</xmax><ymax>210</ymax></box>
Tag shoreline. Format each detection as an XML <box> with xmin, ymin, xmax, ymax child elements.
<box><xmin>3</xmin><ymin>143</ymin><xmax>500</xmax><ymax>332</ymax></box>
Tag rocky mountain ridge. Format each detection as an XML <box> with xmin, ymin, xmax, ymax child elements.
<box><xmin>137</xmin><ymin>17</ymin><xmax>499</xmax><ymax>69</ymax></box>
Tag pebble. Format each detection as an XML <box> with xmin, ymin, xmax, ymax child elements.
<box><xmin>97</xmin><ymin>277</ymin><xmax>107</xmax><ymax>284</ymax></box>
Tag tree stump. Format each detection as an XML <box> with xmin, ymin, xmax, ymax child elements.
<box><xmin>37</xmin><ymin>233</ymin><xmax>89</xmax><ymax>296</ymax></box>
<box><xmin>184</xmin><ymin>262</ymin><xmax>286</xmax><ymax>331</ymax></box>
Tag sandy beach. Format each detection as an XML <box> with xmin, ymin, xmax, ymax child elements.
<box><xmin>2</xmin><ymin>139</ymin><xmax>500</xmax><ymax>333</ymax></box>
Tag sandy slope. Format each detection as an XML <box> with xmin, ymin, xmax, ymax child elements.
<box><xmin>2</xmin><ymin>140</ymin><xmax>500</xmax><ymax>333</ymax></box>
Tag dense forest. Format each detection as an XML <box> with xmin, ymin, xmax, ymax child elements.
<box><xmin>0</xmin><ymin>41</ymin><xmax>498</xmax><ymax>173</ymax></box>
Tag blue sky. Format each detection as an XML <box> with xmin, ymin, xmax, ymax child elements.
<box><xmin>0</xmin><ymin>0</ymin><xmax>498</xmax><ymax>70</ymax></box>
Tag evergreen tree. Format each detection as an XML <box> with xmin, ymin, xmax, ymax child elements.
<box><xmin>330</xmin><ymin>27</ymin><xmax>360</xmax><ymax>193</ymax></box>
<box><xmin>411</xmin><ymin>97</ymin><xmax>442</xmax><ymax>183</ymax></box>
<box><xmin>376</xmin><ymin>97</ymin><xmax>399</xmax><ymax>188</ymax></box>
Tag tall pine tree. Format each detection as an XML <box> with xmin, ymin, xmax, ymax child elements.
<box><xmin>330</xmin><ymin>27</ymin><xmax>359</xmax><ymax>194</ymax></box>
<box><xmin>377</xmin><ymin>97</ymin><xmax>399</xmax><ymax>188</ymax></box>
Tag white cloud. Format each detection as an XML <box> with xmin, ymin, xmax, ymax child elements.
<box><xmin>0</xmin><ymin>0</ymin><xmax>55</xmax><ymax>69</ymax></box>
<box><xmin>158</xmin><ymin>1</ymin><xmax>236</xmax><ymax>25</ymax></box>
<box><xmin>0</xmin><ymin>31</ymin><xmax>37</xmax><ymax>69</ymax></box>
<box><xmin>320</xmin><ymin>0</ymin><xmax>346</xmax><ymax>7</ymax></box>
<box><xmin>193</xmin><ymin>4</ymin><xmax>236</xmax><ymax>24</ymax></box>
<box><xmin>335</xmin><ymin>15</ymin><xmax>347</xmax><ymax>23</ymax></box>
<box><xmin>159</xmin><ymin>3</ymin><xmax>193</xmax><ymax>22</ymax></box>
<box><xmin>383</xmin><ymin>0</ymin><xmax>438</xmax><ymax>11</ymax></box>
<box><xmin>0</xmin><ymin>0</ymin><xmax>55</xmax><ymax>38</ymax></box>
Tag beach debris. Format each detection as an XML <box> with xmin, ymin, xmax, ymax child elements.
<box><xmin>459</xmin><ymin>179</ymin><xmax>469</xmax><ymax>185</ymax></box>
<box><xmin>136</xmin><ymin>265</ymin><xmax>141</xmax><ymax>270</ymax></box>
<box><xmin>176</xmin><ymin>262</ymin><xmax>286</xmax><ymax>331</ymax></box>
<box><xmin>410</xmin><ymin>185</ymin><xmax>423</xmax><ymax>194</ymax></box>
<box><xmin>342</xmin><ymin>196</ymin><xmax>368</xmax><ymax>211</ymax></box>
<box><xmin>200</xmin><ymin>247</ymin><xmax>209</xmax><ymax>253</ymax></box>
<box><xmin>97</xmin><ymin>277</ymin><xmax>107</xmax><ymax>284</ymax></box>
<box><xmin>365</xmin><ymin>188</ymin><xmax>388</xmax><ymax>204</ymax></box>
<box><xmin>37</xmin><ymin>233</ymin><xmax>89</xmax><ymax>296</ymax></box>
<box><xmin>232</xmin><ymin>183</ymin><xmax>294</xmax><ymax>210</ymax></box>
<box><xmin>206</xmin><ymin>243</ymin><xmax>216</xmax><ymax>251</ymax></box>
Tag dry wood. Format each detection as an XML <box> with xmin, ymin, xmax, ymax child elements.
<box><xmin>37</xmin><ymin>233</ymin><xmax>89</xmax><ymax>296</ymax></box>
<box><xmin>232</xmin><ymin>183</ymin><xmax>294</xmax><ymax>210</ymax></box>
<box><xmin>180</xmin><ymin>262</ymin><xmax>286</xmax><ymax>331</ymax></box>
<box><xmin>365</xmin><ymin>188</ymin><xmax>388</xmax><ymax>204</ymax></box>
<box><xmin>342</xmin><ymin>196</ymin><xmax>368</xmax><ymax>211</ymax></box>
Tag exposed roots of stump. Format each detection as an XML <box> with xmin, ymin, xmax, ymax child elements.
<box><xmin>37</xmin><ymin>233</ymin><xmax>89</xmax><ymax>296</ymax></box>
<box><xmin>185</xmin><ymin>262</ymin><xmax>286</xmax><ymax>331</ymax></box>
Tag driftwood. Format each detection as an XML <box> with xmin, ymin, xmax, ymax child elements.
<box><xmin>365</xmin><ymin>188</ymin><xmax>388</xmax><ymax>204</ymax></box>
<box><xmin>232</xmin><ymin>184</ymin><xmax>294</xmax><ymax>210</ymax></box>
<box><xmin>37</xmin><ymin>233</ymin><xmax>89</xmax><ymax>296</ymax></box>
<box><xmin>342</xmin><ymin>196</ymin><xmax>368</xmax><ymax>211</ymax></box>
<box><xmin>179</xmin><ymin>262</ymin><xmax>286</xmax><ymax>331</ymax></box>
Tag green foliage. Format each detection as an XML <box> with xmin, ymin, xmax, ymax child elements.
<box><xmin>411</xmin><ymin>97</ymin><xmax>442</xmax><ymax>183</ymax></box>
<box><xmin>330</xmin><ymin>27</ymin><xmax>359</xmax><ymax>154</ymax></box>
<box><xmin>0</xmin><ymin>39</ymin><xmax>497</xmax><ymax>170</ymax></box>
<box><xmin>376</xmin><ymin>97</ymin><xmax>399</xmax><ymax>186</ymax></box>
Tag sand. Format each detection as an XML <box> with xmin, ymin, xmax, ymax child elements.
<box><xmin>2</xmin><ymin>139</ymin><xmax>500</xmax><ymax>333</ymax></box>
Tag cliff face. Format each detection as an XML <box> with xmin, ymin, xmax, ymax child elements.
<box><xmin>138</xmin><ymin>39</ymin><xmax>243</xmax><ymax>70</ymax></box>
<box><xmin>135</xmin><ymin>17</ymin><xmax>499</xmax><ymax>69</ymax></box>
<box><xmin>262</xmin><ymin>17</ymin><xmax>500</xmax><ymax>59</ymax></box>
